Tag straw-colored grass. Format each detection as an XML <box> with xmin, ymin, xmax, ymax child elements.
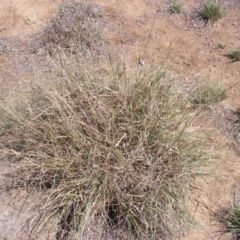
<box><xmin>28</xmin><ymin>1</ymin><xmax>104</xmax><ymax>57</ymax></box>
<box><xmin>0</xmin><ymin>56</ymin><xmax>208</xmax><ymax>239</ymax></box>
<box><xmin>0</xmin><ymin>1</ymin><xmax>211</xmax><ymax>239</ymax></box>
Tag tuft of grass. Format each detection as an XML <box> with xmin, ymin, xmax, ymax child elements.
<box><xmin>218</xmin><ymin>42</ymin><xmax>226</xmax><ymax>49</ymax></box>
<box><xmin>228</xmin><ymin>50</ymin><xmax>240</xmax><ymax>62</ymax></box>
<box><xmin>28</xmin><ymin>1</ymin><xmax>104</xmax><ymax>57</ymax></box>
<box><xmin>200</xmin><ymin>0</ymin><xmax>225</xmax><ymax>24</ymax></box>
<box><xmin>0</xmin><ymin>58</ymin><xmax>209</xmax><ymax>239</ymax></box>
<box><xmin>189</xmin><ymin>81</ymin><xmax>227</xmax><ymax>105</ymax></box>
<box><xmin>216</xmin><ymin>205</ymin><xmax>240</xmax><ymax>238</ymax></box>
<box><xmin>169</xmin><ymin>1</ymin><xmax>183</xmax><ymax>14</ymax></box>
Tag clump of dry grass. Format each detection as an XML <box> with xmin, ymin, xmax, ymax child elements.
<box><xmin>0</xmin><ymin>56</ymin><xmax>208</xmax><ymax>239</ymax></box>
<box><xmin>28</xmin><ymin>1</ymin><xmax>104</xmax><ymax>57</ymax></box>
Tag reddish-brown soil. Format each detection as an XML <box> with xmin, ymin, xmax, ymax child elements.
<box><xmin>0</xmin><ymin>0</ymin><xmax>240</xmax><ymax>239</ymax></box>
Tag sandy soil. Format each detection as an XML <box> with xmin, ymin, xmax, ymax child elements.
<box><xmin>0</xmin><ymin>0</ymin><xmax>240</xmax><ymax>239</ymax></box>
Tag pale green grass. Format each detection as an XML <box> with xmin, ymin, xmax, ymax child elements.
<box><xmin>200</xmin><ymin>0</ymin><xmax>226</xmax><ymax>24</ymax></box>
<box><xmin>228</xmin><ymin>50</ymin><xmax>240</xmax><ymax>62</ymax></box>
<box><xmin>169</xmin><ymin>1</ymin><xmax>183</xmax><ymax>14</ymax></box>
<box><xmin>216</xmin><ymin>205</ymin><xmax>240</xmax><ymax>239</ymax></box>
<box><xmin>189</xmin><ymin>81</ymin><xmax>227</xmax><ymax>105</ymax></box>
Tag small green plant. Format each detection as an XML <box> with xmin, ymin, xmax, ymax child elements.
<box><xmin>200</xmin><ymin>0</ymin><xmax>225</xmax><ymax>24</ymax></box>
<box><xmin>169</xmin><ymin>1</ymin><xmax>183</xmax><ymax>14</ymax></box>
<box><xmin>189</xmin><ymin>81</ymin><xmax>227</xmax><ymax>105</ymax></box>
<box><xmin>218</xmin><ymin>42</ymin><xmax>226</xmax><ymax>49</ymax></box>
<box><xmin>216</xmin><ymin>205</ymin><xmax>240</xmax><ymax>238</ymax></box>
<box><xmin>228</xmin><ymin>50</ymin><xmax>240</xmax><ymax>62</ymax></box>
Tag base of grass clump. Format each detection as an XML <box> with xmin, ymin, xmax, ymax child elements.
<box><xmin>228</xmin><ymin>50</ymin><xmax>240</xmax><ymax>62</ymax></box>
<box><xmin>216</xmin><ymin>205</ymin><xmax>240</xmax><ymax>239</ymax></box>
<box><xmin>0</xmin><ymin>57</ymin><xmax>208</xmax><ymax>239</ymax></box>
<box><xmin>169</xmin><ymin>1</ymin><xmax>183</xmax><ymax>14</ymax></box>
<box><xmin>200</xmin><ymin>0</ymin><xmax>225</xmax><ymax>24</ymax></box>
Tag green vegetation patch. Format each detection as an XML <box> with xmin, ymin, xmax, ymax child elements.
<box><xmin>228</xmin><ymin>50</ymin><xmax>240</xmax><ymax>62</ymax></box>
<box><xmin>189</xmin><ymin>81</ymin><xmax>227</xmax><ymax>105</ymax></box>
<box><xmin>200</xmin><ymin>0</ymin><xmax>226</xmax><ymax>23</ymax></box>
<box><xmin>216</xmin><ymin>205</ymin><xmax>240</xmax><ymax>238</ymax></box>
<box><xmin>169</xmin><ymin>1</ymin><xmax>183</xmax><ymax>14</ymax></box>
<box><xmin>218</xmin><ymin>42</ymin><xmax>226</xmax><ymax>49</ymax></box>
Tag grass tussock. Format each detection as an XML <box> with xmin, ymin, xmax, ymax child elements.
<box><xmin>29</xmin><ymin>1</ymin><xmax>104</xmax><ymax>57</ymax></box>
<box><xmin>169</xmin><ymin>1</ymin><xmax>183</xmax><ymax>14</ymax></box>
<box><xmin>200</xmin><ymin>0</ymin><xmax>225</xmax><ymax>24</ymax></box>
<box><xmin>228</xmin><ymin>50</ymin><xmax>240</xmax><ymax>62</ymax></box>
<box><xmin>189</xmin><ymin>81</ymin><xmax>227</xmax><ymax>106</ymax></box>
<box><xmin>216</xmin><ymin>205</ymin><xmax>240</xmax><ymax>239</ymax></box>
<box><xmin>0</xmin><ymin>57</ymin><xmax>208</xmax><ymax>239</ymax></box>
